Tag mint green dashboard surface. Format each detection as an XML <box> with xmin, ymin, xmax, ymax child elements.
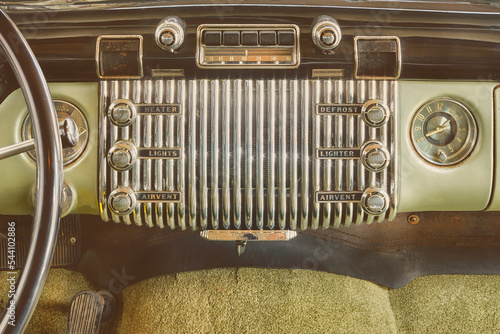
<box><xmin>0</xmin><ymin>81</ymin><xmax>497</xmax><ymax>216</ymax></box>
<box><xmin>0</xmin><ymin>83</ymin><xmax>98</xmax><ymax>215</ymax></box>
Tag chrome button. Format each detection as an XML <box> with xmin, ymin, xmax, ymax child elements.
<box><xmin>108</xmin><ymin>99</ymin><xmax>136</xmax><ymax>127</ymax></box>
<box><xmin>361</xmin><ymin>141</ymin><xmax>390</xmax><ymax>172</ymax></box>
<box><xmin>108</xmin><ymin>187</ymin><xmax>136</xmax><ymax>216</ymax></box>
<box><xmin>107</xmin><ymin>140</ymin><xmax>137</xmax><ymax>171</ymax></box>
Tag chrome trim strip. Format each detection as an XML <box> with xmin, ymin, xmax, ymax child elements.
<box><xmin>267</xmin><ymin>79</ymin><xmax>276</xmax><ymax>229</ymax></box>
<box><xmin>154</xmin><ymin>79</ymin><xmax>164</xmax><ymax>229</ymax></box>
<box><xmin>143</xmin><ymin>79</ymin><xmax>154</xmax><ymax>228</ymax></box>
<box><xmin>131</xmin><ymin>80</ymin><xmax>142</xmax><ymax>226</ymax></box>
<box><xmin>188</xmin><ymin>80</ymin><xmax>197</xmax><ymax>230</ymax></box>
<box><xmin>334</xmin><ymin>79</ymin><xmax>344</xmax><ymax>228</ymax></box>
<box><xmin>300</xmin><ymin>80</ymin><xmax>310</xmax><ymax>231</ymax></box>
<box><xmin>311</xmin><ymin>79</ymin><xmax>320</xmax><ymax>230</ymax></box>
<box><xmin>356</xmin><ymin>80</ymin><xmax>366</xmax><ymax>226</ymax></box>
<box><xmin>388</xmin><ymin>80</ymin><xmax>399</xmax><ymax>221</ymax></box>
<box><xmin>234</xmin><ymin>80</ymin><xmax>243</xmax><ymax>229</ymax></box>
<box><xmin>322</xmin><ymin>80</ymin><xmax>332</xmax><ymax>229</ymax></box>
<box><xmin>98</xmin><ymin>81</ymin><xmax>109</xmax><ymax>222</ymax></box>
<box><xmin>200</xmin><ymin>80</ymin><xmax>209</xmax><ymax>229</ymax></box>
<box><xmin>278</xmin><ymin>79</ymin><xmax>287</xmax><ymax>230</ymax></box>
<box><xmin>345</xmin><ymin>80</ymin><xmax>355</xmax><ymax>227</ymax></box>
<box><xmin>166</xmin><ymin>79</ymin><xmax>176</xmax><ymax>229</ymax></box>
<box><xmin>211</xmin><ymin>80</ymin><xmax>220</xmax><ymax>229</ymax></box>
<box><xmin>256</xmin><ymin>80</ymin><xmax>265</xmax><ymax>230</ymax></box>
<box><xmin>244</xmin><ymin>80</ymin><xmax>254</xmax><ymax>229</ymax></box>
<box><xmin>290</xmin><ymin>80</ymin><xmax>298</xmax><ymax>230</ymax></box>
<box><xmin>109</xmin><ymin>80</ymin><xmax>120</xmax><ymax>224</ymax></box>
<box><xmin>200</xmin><ymin>230</ymin><xmax>297</xmax><ymax>242</ymax></box>
<box><xmin>178</xmin><ymin>79</ymin><xmax>187</xmax><ymax>230</ymax></box>
<box><xmin>222</xmin><ymin>80</ymin><xmax>231</xmax><ymax>230</ymax></box>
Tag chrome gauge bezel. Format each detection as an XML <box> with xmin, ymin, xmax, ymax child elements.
<box><xmin>410</xmin><ymin>97</ymin><xmax>478</xmax><ymax>166</ymax></box>
<box><xmin>22</xmin><ymin>99</ymin><xmax>89</xmax><ymax>166</ymax></box>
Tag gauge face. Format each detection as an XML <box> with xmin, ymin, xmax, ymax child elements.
<box><xmin>22</xmin><ymin>100</ymin><xmax>89</xmax><ymax>166</ymax></box>
<box><xmin>411</xmin><ymin>98</ymin><xmax>477</xmax><ymax>166</ymax></box>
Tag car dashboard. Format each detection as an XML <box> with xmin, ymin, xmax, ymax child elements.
<box><xmin>0</xmin><ymin>0</ymin><xmax>499</xmax><ymax>295</ymax></box>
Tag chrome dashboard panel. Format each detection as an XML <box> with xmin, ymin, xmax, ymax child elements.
<box><xmin>99</xmin><ymin>78</ymin><xmax>397</xmax><ymax>230</ymax></box>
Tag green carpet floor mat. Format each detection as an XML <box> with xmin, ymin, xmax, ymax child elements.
<box><xmin>117</xmin><ymin>268</ymin><xmax>500</xmax><ymax>334</ymax></box>
<box><xmin>1</xmin><ymin>268</ymin><xmax>499</xmax><ymax>333</ymax></box>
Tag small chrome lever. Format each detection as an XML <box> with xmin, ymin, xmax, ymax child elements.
<box><xmin>0</xmin><ymin>117</ymin><xmax>80</xmax><ymax>161</ymax></box>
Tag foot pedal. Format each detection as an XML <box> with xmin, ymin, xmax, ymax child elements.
<box><xmin>67</xmin><ymin>291</ymin><xmax>104</xmax><ymax>334</ymax></box>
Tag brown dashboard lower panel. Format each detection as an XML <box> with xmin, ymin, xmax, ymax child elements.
<box><xmin>66</xmin><ymin>211</ymin><xmax>500</xmax><ymax>290</ymax></box>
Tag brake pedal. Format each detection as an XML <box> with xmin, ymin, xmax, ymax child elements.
<box><xmin>67</xmin><ymin>291</ymin><xmax>104</xmax><ymax>334</ymax></box>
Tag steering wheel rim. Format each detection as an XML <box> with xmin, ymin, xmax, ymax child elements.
<box><xmin>0</xmin><ymin>9</ymin><xmax>63</xmax><ymax>334</ymax></box>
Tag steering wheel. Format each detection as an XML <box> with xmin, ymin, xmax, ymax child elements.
<box><xmin>0</xmin><ymin>9</ymin><xmax>63</xmax><ymax>334</ymax></box>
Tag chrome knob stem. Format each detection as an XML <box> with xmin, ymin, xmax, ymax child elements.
<box><xmin>155</xmin><ymin>16</ymin><xmax>185</xmax><ymax>52</ymax></box>
<box><xmin>312</xmin><ymin>15</ymin><xmax>342</xmax><ymax>51</ymax></box>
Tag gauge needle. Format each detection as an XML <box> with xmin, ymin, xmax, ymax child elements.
<box><xmin>425</xmin><ymin>119</ymin><xmax>450</xmax><ymax>137</ymax></box>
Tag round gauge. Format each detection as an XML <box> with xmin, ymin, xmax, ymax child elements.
<box><xmin>411</xmin><ymin>98</ymin><xmax>477</xmax><ymax>166</ymax></box>
<box><xmin>22</xmin><ymin>100</ymin><xmax>89</xmax><ymax>166</ymax></box>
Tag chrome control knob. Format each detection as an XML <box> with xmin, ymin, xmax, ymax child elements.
<box><xmin>107</xmin><ymin>140</ymin><xmax>137</xmax><ymax>171</ymax></box>
<box><xmin>155</xmin><ymin>16</ymin><xmax>185</xmax><ymax>52</ymax></box>
<box><xmin>361</xmin><ymin>141</ymin><xmax>390</xmax><ymax>172</ymax></box>
<box><xmin>361</xmin><ymin>100</ymin><xmax>389</xmax><ymax>127</ymax></box>
<box><xmin>361</xmin><ymin>188</ymin><xmax>390</xmax><ymax>216</ymax></box>
<box><xmin>312</xmin><ymin>15</ymin><xmax>341</xmax><ymax>51</ymax></box>
<box><xmin>108</xmin><ymin>187</ymin><xmax>136</xmax><ymax>216</ymax></box>
<box><xmin>108</xmin><ymin>99</ymin><xmax>136</xmax><ymax>127</ymax></box>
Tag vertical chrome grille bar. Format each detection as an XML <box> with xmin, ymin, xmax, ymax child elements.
<box><xmin>333</xmin><ymin>79</ymin><xmax>344</xmax><ymax>228</ymax></box>
<box><xmin>388</xmin><ymin>81</ymin><xmax>398</xmax><ymax>221</ymax></box>
<box><xmin>200</xmin><ymin>80</ymin><xmax>209</xmax><ymax>230</ymax></box>
<box><xmin>278</xmin><ymin>79</ymin><xmax>287</xmax><ymax>230</ymax></box>
<box><xmin>345</xmin><ymin>80</ymin><xmax>355</xmax><ymax>227</ymax></box>
<box><xmin>211</xmin><ymin>80</ymin><xmax>220</xmax><ymax>229</ymax></box>
<box><xmin>290</xmin><ymin>80</ymin><xmax>298</xmax><ymax>230</ymax></box>
<box><xmin>378</xmin><ymin>80</ymin><xmax>390</xmax><ymax>223</ymax></box>
<box><xmin>131</xmin><ymin>80</ymin><xmax>142</xmax><ymax>226</ymax></box>
<box><xmin>244</xmin><ymin>80</ymin><xmax>254</xmax><ymax>229</ymax></box>
<box><xmin>120</xmin><ymin>81</ymin><xmax>132</xmax><ymax>226</ymax></box>
<box><xmin>166</xmin><ymin>79</ymin><xmax>176</xmax><ymax>229</ymax></box>
<box><xmin>267</xmin><ymin>79</ymin><xmax>276</xmax><ymax>230</ymax></box>
<box><xmin>188</xmin><ymin>80</ymin><xmax>197</xmax><ymax>230</ymax></box>
<box><xmin>356</xmin><ymin>80</ymin><xmax>366</xmax><ymax>225</ymax></box>
<box><xmin>98</xmin><ymin>81</ymin><xmax>109</xmax><ymax>222</ymax></box>
<box><xmin>234</xmin><ymin>80</ymin><xmax>243</xmax><ymax>229</ymax></box>
<box><xmin>222</xmin><ymin>80</ymin><xmax>231</xmax><ymax>229</ymax></box>
<box><xmin>256</xmin><ymin>80</ymin><xmax>265</xmax><ymax>230</ymax></box>
<box><xmin>322</xmin><ymin>80</ymin><xmax>332</xmax><ymax>229</ymax></box>
<box><xmin>154</xmin><ymin>79</ymin><xmax>164</xmax><ymax>229</ymax></box>
<box><xmin>109</xmin><ymin>81</ymin><xmax>120</xmax><ymax>224</ymax></box>
<box><xmin>300</xmin><ymin>80</ymin><xmax>310</xmax><ymax>231</ymax></box>
<box><xmin>177</xmin><ymin>79</ymin><xmax>187</xmax><ymax>230</ymax></box>
<box><xmin>311</xmin><ymin>79</ymin><xmax>320</xmax><ymax>230</ymax></box>
<box><xmin>364</xmin><ymin>80</ymin><xmax>377</xmax><ymax>225</ymax></box>
<box><xmin>143</xmin><ymin>80</ymin><xmax>154</xmax><ymax>227</ymax></box>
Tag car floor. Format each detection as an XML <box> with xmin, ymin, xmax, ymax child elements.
<box><xmin>1</xmin><ymin>268</ymin><xmax>499</xmax><ymax>333</ymax></box>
